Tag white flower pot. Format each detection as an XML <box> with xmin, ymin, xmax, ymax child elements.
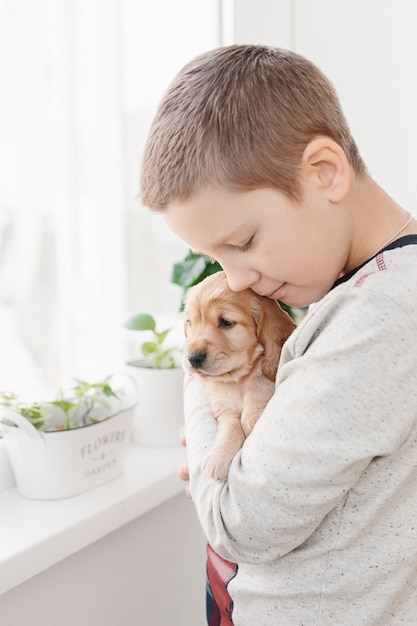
<box><xmin>0</xmin><ymin>391</ymin><xmax>136</xmax><ymax>500</ymax></box>
<box><xmin>126</xmin><ymin>363</ymin><xmax>184</xmax><ymax>447</ymax></box>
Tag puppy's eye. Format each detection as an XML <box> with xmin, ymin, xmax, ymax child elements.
<box><xmin>219</xmin><ymin>318</ymin><xmax>235</xmax><ymax>328</ymax></box>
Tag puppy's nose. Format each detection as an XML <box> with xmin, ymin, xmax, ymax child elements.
<box><xmin>188</xmin><ymin>351</ymin><xmax>207</xmax><ymax>368</ymax></box>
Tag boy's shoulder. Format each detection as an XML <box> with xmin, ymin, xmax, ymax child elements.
<box><xmin>288</xmin><ymin>242</ymin><xmax>417</xmax><ymax>354</ymax></box>
<box><xmin>343</xmin><ymin>240</ymin><xmax>417</xmax><ymax>305</ymax></box>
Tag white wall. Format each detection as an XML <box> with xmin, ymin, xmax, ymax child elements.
<box><xmin>295</xmin><ymin>0</ymin><xmax>417</xmax><ymax>214</ymax></box>
<box><xmin>233</xmin><ymin>0</ymin><xmax>417</xmax><ymax>214</ymax></box>
<box><xmin>0</xmin><ymin>494</ymin><xmax>207</xmax><ymax>626</ymax></box>
<box><xmin>0</xmin><ymin>0</ymin><xmax>221</xmax><ymax>393</ymax></box>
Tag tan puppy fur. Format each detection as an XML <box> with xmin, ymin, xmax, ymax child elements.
<box><xmin>183</xmin><ymin>271</ymin><xmax>296</xmax><ymax>481</ymax></box>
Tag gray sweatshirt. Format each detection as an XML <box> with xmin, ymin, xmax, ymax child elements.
<box><xmin>184</xmin><ymin>239</ymin><xmax>417</xmax><ymax>625</ymax></box>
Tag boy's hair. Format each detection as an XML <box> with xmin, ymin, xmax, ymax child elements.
<box><xmin>140</xmin><ymin>45</ymin><xmax>366</xmax><ymax>211</ymax></box>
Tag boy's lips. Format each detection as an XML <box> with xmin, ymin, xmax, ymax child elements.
<box><xmin>265</xmin><ymin>283</ymin><xmax>287</xmax><ymax>299</ymax></box>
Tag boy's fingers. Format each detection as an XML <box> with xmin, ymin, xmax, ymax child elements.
<box><xmin>178</xmin><ymin>458</ymin><xmax>192</xmax><ymax>499</ymax></box>
<box><xmin>178</xmin><ymin>427</ymin><xmax>191</xmax><ymax>497</ymax></box>
<box><xmin>178</xmin><ymin>458</ymin><xmax>189</xmax><ymax>481</ymax></box>
<box><xmin>179</xmin><ymin>425</ymin><xmax>186</xmax><ymax>447</ymax></box>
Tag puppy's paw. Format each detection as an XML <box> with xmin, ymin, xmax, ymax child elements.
<box><xmin>201</xmin><ymin>447</ymin><xmax>235</xmax><ymax>481</ymax></box>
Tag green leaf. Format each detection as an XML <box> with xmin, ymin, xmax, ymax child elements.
<box><xmin>51</xmin><ymin>400</ymin><xmax>77</xmax><ymax>413</ymax></box>
<box><xmin>100</xmin><ymin>383</ymin><xmax>118</xmax><ymax>398</ymax></box>
<box><xmin>171</xmin><ymin>255</ymin><xmax>205</xmax><ymax>288</ymax></box>
<box><xmin>141</xmin><ymin>341</ymin><xmax>158</xmax><ymax>356</ymax></box>
<box><xmin>124</xmin><ymin>313</ymin><xmax>156</xmax><ymax>332</ymax></box>
<box><xmin>171</xmin><ymin>250</ymin><xmax>222</xmax><ymax>310</ymax></box>
<box><xmin>154</xmin><ymin>351</ymin><xmax>177</xmax><ymax>369</ymax></box>
<box><xmin>156</xmin><ymin>328</ymin><xmax>172</xmax><ymax>344</ymax></box>
<box><xmin>171</xmin><ymin>252</ymin><xmax>222</xmax><ymax>289</ymax></box>
<box><xmin>278</xmin><ymin>301</ymin><xmax>308</xmax><ymax>322</ymax></box>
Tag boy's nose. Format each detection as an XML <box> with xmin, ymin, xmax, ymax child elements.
<box><xmin>224</xmin><ymin>267</ymin><xmax>258</xmax><ymax>293</ymax></box>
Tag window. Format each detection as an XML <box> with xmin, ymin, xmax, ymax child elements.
<box><xmin>0</xmin><ymin>0</ymin><xmax>222</xmax><ymax>398</ymax></box>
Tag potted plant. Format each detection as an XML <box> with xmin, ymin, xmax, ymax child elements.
<box><xmin>124</xmin><ymin>313</ymin><xmax>179</xmax><ymax>369</ymax></box>
<box><xmin>0</xmin><ymin>375</ymin><xmax>136</xmax><ymax>500</ymax></box>
<box><xmin>123</xmin><ymin>313</ymin><xmax>185</xmax><ymax>447</ymax></box>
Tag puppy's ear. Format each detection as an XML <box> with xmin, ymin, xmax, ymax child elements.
<box><xmin>254</xmin><ymin>298</ymin><xmax>296</xmax><ymax>381</ymax></box>
<box><xmin>182</xmin><ymin>284</ymin><xmax>199</xmax><ymax>338</ymax></box>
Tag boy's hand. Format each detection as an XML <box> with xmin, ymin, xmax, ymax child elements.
<box><xmin>178</xmin><ymin>426</ymin><xmax>192</xmax><ymax>499</ymax></box>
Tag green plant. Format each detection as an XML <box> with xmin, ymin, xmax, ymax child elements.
<box><xmin>124</xmin><ymin>313</ymin><xmax>178</xmax><ymax>369</ymax></box>
<box><xmin>51</xmin><ymin>379</ymin><xmax>118</xmax><ymax>429</ymax></box>
<box><xmin>276</xmin><ymin>301</ymin><xmax>308</xmax><ymax>324</ymax></box>
<box><xmin>171</xmin><ymin>250</ymin><xmax>222</xmax><ymax>310</ymax></box>
<box><xmin>0</xmin><ymin>393</ymin><xmax>46</xmax><ymax>430</ymax></box>
<box><xmin>0</xmin><ymin>378</ymin><xmax>118</xmax><ymax>431</ymax></box>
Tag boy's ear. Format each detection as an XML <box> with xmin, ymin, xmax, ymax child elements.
<box><xmin>301</xmin><ymin>137</ymin><xmax>351</xmax><ymax>203</ymax></box>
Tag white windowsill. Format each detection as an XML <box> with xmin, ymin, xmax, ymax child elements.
<box><xmin>0</xmin><ymin>443</ymin><xmax>185</xmax><ymax>595</ymax></box>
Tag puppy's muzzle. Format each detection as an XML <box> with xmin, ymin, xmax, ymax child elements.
<box><xmin>188</xmin><ymin>351</ymin><xmax>207</xmax><ymax>369</ymax></box>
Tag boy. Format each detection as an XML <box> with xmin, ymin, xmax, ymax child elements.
<box><xmin>140</xmin><ymin>45</ymin><xmax>417</xmax><ymax>625</ymax></box>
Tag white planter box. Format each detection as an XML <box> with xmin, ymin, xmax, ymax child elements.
<box><xmin>0</xmin><ymin>393</ymin><xmax>136</xmax><ymax>500</ymax></box>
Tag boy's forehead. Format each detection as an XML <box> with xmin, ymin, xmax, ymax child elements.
<box><xmin>165</xmin><ymin>212</ymin><xmax>242</xmax><ymax>255</ymax></box>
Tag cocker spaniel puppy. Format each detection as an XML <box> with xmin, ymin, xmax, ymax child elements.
<box><xmin>183</xmin><ymin>271</ymin><xmax>296</xmax><ymax>480</ymax></box>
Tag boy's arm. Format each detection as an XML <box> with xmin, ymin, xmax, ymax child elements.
<box><xmin>185</xmin><ymin>287</ymin><xmax>417</xmax><ymax>564</ymax></box>
<box><xmin>183</xmin><ymin>374</ymin><xmax>218</xmax><ymax>481</ymax></box>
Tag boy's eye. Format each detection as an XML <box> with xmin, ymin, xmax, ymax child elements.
<box><xmin>238</xmin><ymin>235</ymin><xmax>254</xmax><ymax>252</ymax></box>
<box><xmin>219</xmin><ymin>318</ymin><xmax>235</xmax><ymax>328</ymax></box>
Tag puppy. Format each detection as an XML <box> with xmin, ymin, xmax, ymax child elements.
<box><xmin>183</xmin><ymin>271</ymin><xmax>296</xmax><ymax>481</ymax></box>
